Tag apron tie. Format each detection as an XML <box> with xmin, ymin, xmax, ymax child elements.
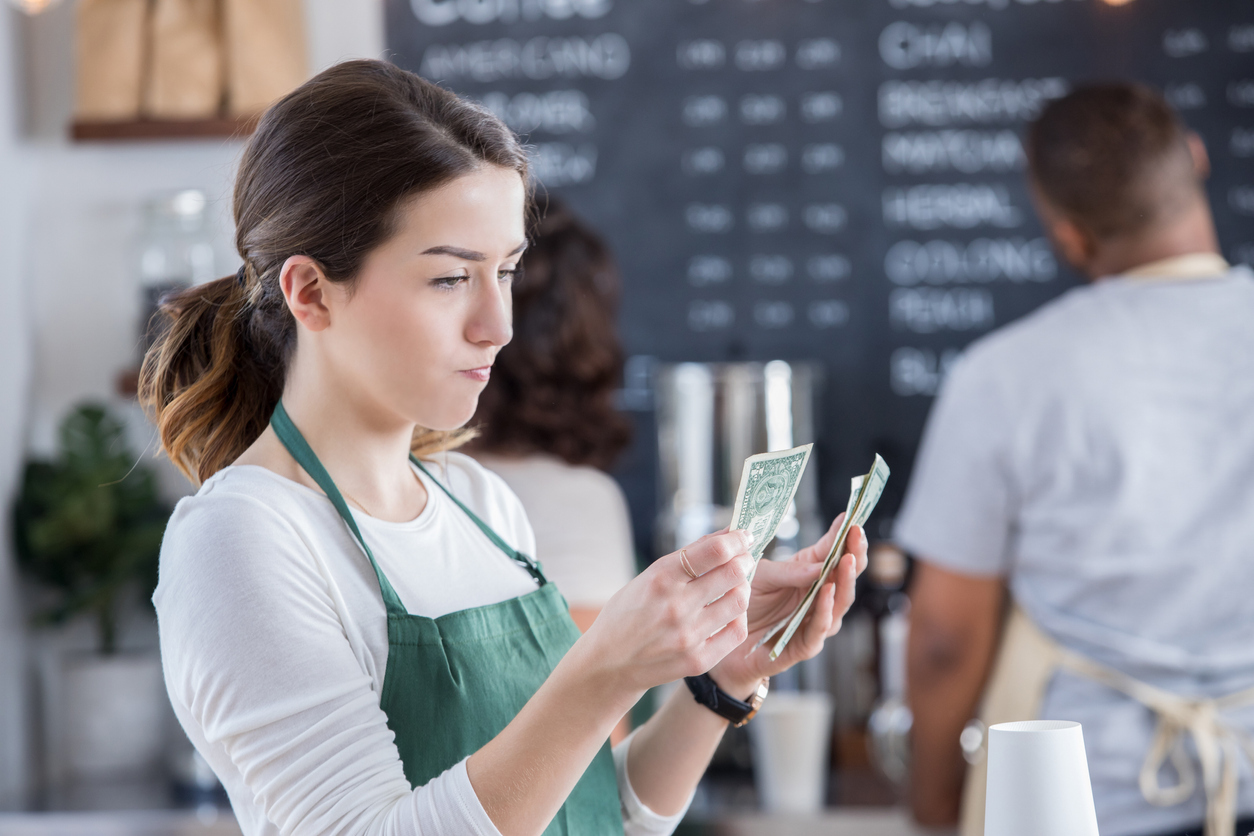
<box><xmin>1055</xmin><ymin>646</ymin><xmax>1254</xmax><ymax>836</ymax></box>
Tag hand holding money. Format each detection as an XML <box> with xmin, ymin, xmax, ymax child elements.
<box><xmin>705</xmin><ymin>513</ymin><xmax>867</xmax><ymax>698</ymax></box>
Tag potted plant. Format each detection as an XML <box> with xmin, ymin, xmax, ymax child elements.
<box><xmin>13</xmin><ymin>403</ymin><xmax>172</xmax><ymax>778</ymax></box>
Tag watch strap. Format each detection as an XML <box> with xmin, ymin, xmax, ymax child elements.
<box><xmin>684</xmin><ymin>673</ymin><xmax>764</xmax><ymax>727</ymax></box>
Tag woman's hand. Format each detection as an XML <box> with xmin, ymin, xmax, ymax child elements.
<box><xmin>707</xmin><ymin>514</ymin><xmax>867</xmax><ymax>698</ymax></box>
<box><xmin>577</xmin><ymin>530</ymin><xmax>756</xmax><ymax>698</ymax></box>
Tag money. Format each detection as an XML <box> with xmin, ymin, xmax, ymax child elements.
<box><xmin>729</xmin><ymin>444</ymin><xmax>813</xmax><ymax>580</ymax></box>
<box><xmin>761</xmin><ymin>454</ymin><xmax>890</xmax><ymax>661</ymax></box>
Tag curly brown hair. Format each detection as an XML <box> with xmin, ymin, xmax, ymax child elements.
<box><xmin>470</xmin><ymin>197</ymin><xmax>632</xmax><ymax>472</ymax></box>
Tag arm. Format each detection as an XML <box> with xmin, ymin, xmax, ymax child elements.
<box><xmin>906</xmin><ymin>560</ymin><xmax>1006</xmax><ymax>827</ymax></box>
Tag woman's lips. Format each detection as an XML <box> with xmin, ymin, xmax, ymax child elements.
<box><xmin>459</xmin><ymin>366</ymin><xmax>492</xmax><ymax>382</ymax></box>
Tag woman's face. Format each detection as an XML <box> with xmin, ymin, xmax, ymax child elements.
<box><xmin>321</xmin><ymin>165</ymin><xmax>527</xmax><ymax>432</ymax></box>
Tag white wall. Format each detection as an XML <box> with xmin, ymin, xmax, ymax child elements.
<box><xmin>0</xmin><ymin>0</ymin><xmax>384</xmax><ymax>800</ymax></box>
<box><xmin>0</xmin><ymin>5</ymin><xmax>35</xmax><ymax>809</ymax></box>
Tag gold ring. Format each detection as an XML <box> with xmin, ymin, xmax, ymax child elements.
<box><xmin>680</xmin><ymin>548</ymin><xmax>698</xmax><ymax>580</ymax></box>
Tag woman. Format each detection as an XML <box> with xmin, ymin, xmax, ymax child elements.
<box><xmin>142</xmin><ymin>60</ymin><xmax>864</xmax><ymax>836</ymax></box>
<box><xmin>468</xmin><ymin>196</ymin><xmax>635</xmax><ymax>635</ymax></box>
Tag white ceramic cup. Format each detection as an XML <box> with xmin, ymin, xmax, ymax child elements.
<box><xmin>748</xmin><ymin>690</ymin><xmax>834</xmax><ymax>814</ymax></box>
<box><xmin>984</xmin><ymin>720</ymin><xmax>1099</xmax><ymax>836</ymax></box>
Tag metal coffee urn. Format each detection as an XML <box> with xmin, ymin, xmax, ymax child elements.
<box><xmin>654</xmin><ymin>361</ymin><xmax>823</xmax><ymax>559</ymax></box>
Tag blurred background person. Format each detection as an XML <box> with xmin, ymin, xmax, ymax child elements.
<box><xmin>899</xmin><ymin>83</ymin><xmax>1254</xmax><ymax>836</ymax></box>
<box><xmin>469</xmin><ymin>196</ymin><xmax>637</xmax><ymax>635</ymax></box>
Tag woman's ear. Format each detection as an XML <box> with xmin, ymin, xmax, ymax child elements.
<box><xmin>280</xmin><ymin>255</ymin><xmax>333</xmax><ymax>332</ymax></box>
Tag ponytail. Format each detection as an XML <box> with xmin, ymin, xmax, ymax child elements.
<box><xmin>138</xmin><ymin>267</ymin><xmax>287</xmax><ymax>485</ymax></box>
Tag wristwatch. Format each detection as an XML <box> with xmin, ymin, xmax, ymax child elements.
<box><xmin>684</xmin><ymin>673</ymin><xmax>770</xmax><ymax>727</ymax></box>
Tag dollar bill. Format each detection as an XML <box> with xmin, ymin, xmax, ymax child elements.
<box><xmin>729</xmin><ymin>444</ymin><xmax>813</xmax><ymax>580</ymax></box>
<box><xmin>762</xmin><ymin>454</ymin><xmax>890</xmax><ymax>661</ymax></box>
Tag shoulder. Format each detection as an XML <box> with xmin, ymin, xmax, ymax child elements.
<box><xmin>155</xmin><ymin>467</ymin><xmax>333</xmax><ymax>612</ymax></box>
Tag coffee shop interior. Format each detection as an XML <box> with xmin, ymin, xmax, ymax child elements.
<box><xmin>1</xmin><ymin>0</ymin><xmax>1252</xmax><ymax>835</ymax></box>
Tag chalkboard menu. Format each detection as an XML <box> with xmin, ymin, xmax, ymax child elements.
<box><xmin>387</xmin><ymin>0</ymin><xmax>1254</xmax><ymax>544</ymax></box>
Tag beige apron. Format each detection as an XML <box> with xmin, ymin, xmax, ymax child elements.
<box><xmin>960</xmin><ymin>606</ymin><xmax>1254</xmax><ymax>836</ymax></box>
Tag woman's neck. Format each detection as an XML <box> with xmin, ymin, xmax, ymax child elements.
<box><xmin>236</xmin><ymin>354</ymin><xmax>429</xmax><ymax>523</ymax></box>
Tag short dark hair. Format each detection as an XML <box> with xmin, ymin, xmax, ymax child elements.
<box><xmin>470</xmin><ymin>197</ymin><xmax>632</xmax><ymax>472</ymax></box>
<box><xmin>1026</xmin><ymin>83</ymin><xmax>1198</xmax><ymax>239</ymax></box>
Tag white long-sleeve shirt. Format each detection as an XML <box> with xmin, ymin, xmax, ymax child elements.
<box><xmin>154</xmin><ymin>451</ymin><xmax>686</xmax><ymax>836</ymax></box>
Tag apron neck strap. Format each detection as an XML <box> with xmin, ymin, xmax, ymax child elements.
<box><xmin>270</xmin><ymin>401</ymin><xmax>409</xmax><ymax>614</ymax></box>
<box><xmin>409</xmin><ymin>458</ymin><xmax>547</xmax><ymax>586</ymax></box>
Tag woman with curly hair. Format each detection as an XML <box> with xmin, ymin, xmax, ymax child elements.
<box><xmin>470</xmin><ymin>197</ymin><xmax>636</xmax><ymax>634</ymax></box>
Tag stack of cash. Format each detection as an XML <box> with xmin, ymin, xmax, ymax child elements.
<box><xmin>762</xmin><ymin>454</ymin><xmax>890</xmax><ymax>660</ymax></box>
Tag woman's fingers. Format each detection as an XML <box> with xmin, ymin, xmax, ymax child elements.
<box><xmin>699</xmin><ymin>579</ymin><xmax>752</xmax><ymax>632</ymax></box>
<box><xmin>846</xmin><ymin>524</ymin><xmax>868</xmax><ymax>575</ymax></box>
<box><xmin>680</xmin><ymin>530</ymin><xmax>753</xmax><ymax>578</ymax></box>
<box><xmin>749</xmin><ymin>552</ymin><xmax>823</xmax><ymax>592</ymax></box>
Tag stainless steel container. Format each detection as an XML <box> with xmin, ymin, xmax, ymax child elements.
<box><xmin>654</xmin><ymin>361</ymin><xmax>823</xmax><ymax>557</ymax></box>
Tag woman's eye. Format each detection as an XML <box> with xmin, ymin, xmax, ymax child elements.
<box><xmin>498</xmin><ymin>267</ymin><xmax>519</xmax><ymax>284</ymax></box>
<box><xmin>432</xmin><ymin>274</ymin><xmax>469</xmax><ymax>289</ymax></box>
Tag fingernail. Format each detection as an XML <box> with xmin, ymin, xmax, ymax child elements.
<box><xmin>739</xmin><ymin>529</ymin><xmax>755</xmax><ymax>546</ymax></box>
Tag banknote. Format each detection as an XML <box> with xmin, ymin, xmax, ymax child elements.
<box><xmin>761</xmin><ymin>454</ymin><xmax>890</xmax><ymax>661</ymax></box>
<box><xmin>729</xmin><ymin>444</ymin><xmax>813</xmax><ymax>580</ymax></box>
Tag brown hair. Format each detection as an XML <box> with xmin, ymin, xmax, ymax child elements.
<box><xmin>1026</xmin><ymin>82</ymin><xmax>1199</xmax><ymax>239</ymax></box>
<box><xmin>139</xmin><ymin>60</ymin><xmax>529</xmax><ymax>484</ymax></box>
<box><xmin>469</xmin><ymin>196</ymin><xmax>631</xmax><ymax>472</ymax></box>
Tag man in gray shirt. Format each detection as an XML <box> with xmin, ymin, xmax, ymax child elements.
<box><xmin>898</xmin><ymin>83</ymin><xmax>1254</xmax><ymax>836</ymax></box>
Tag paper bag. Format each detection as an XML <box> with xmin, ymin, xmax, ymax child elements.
<box><xmin>74</xmin><ymin>0</ymin><xmax>149</xmax><ymax>121</ymax></box>
<box><xmin>222</xmin><ymin>0</ymin><xmax>308</xmax><ymax>117</ymax></box>
<box><xmin>144</xmin><ymin>0</ymin><xmax>224</xmax><ymax>119</ymax></box>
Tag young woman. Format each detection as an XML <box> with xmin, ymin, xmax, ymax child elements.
<box><xmin>142</xmin><ymin>60</ymin><xmax>865</xmax><ymax>836</ymax></box>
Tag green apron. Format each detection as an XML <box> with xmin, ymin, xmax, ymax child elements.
<box><xmin>270</xmin><ymin>403</ymin><xmax>624</xmax><ymax>835</ymax></box>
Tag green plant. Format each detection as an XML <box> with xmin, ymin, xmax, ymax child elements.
<box><xmin>13</xmin><ymin>403</ymin><xmax>171</xmax><ymax>654</ymax></box>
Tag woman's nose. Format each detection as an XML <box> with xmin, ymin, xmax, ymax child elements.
<box><xmin>467</xmin><ymin>276</ymin><xmax>512</xmax><ymax>346</ymax></box>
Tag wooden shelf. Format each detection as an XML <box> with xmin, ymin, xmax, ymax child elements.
<box><xmin>71</xmin><ymin>116</ymin><xmax>258</xmax><ymax>142</ymax></box>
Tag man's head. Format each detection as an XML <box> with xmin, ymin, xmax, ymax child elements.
<box><xmin>1026</xmin><ymin>83</ymin><xmax>1217</xmax><ymax>278</ymax></box>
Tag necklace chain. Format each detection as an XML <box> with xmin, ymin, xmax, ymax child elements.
<box><xmin>341</xmin><ymin>469</ymin><xmax>425</xmax><ymax>518</ymax></box>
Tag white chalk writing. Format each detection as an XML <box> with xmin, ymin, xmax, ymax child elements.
<box><xmin>745</xmin><ymin>143</ymin><xmax>788</xmax><ymax>174</ymax></box>
<box><xmin>808</xmin><ymin>255</ymin><xmax>851</xmax><ymax>282</ymax></box>
<box><xmin>686</xmin><ymin>203</ymin><xmax>735</xmax><ymax>233</ymax></box>
<box><xmin>880</xmin><ymin>21</ymin><xmax>992</xmax><ymax>70</ymax></box>
<box><xmin>803</xmin><ymin>204</ymin><xmax>847</xmax><ymax>234</ymax></box>
<box><xmin>1163</xmin><ymin>29</ymin><xmax>1208</xmax><ymax>58</ymax></box>
<box><xmin>749</xmin><ymin>255</ymin><xmax>794</xmax><ymax>284</ymax></box>
<box><xmin>890</xmin><ymin>347</ymin><xmax>962</xmax><ymax>397</ymax></box>
<box><xmin>421</xmin><ymin>34</ymin><xmax>630</xmax><ymax>81</ymax></box>
<box><xmin>479</xmin><ymin>89</ymin><xmax>593</xmax><ymax>134</ymax></box>
<box><xmin>879</xmin><ymin>78</ymin><xmax>1068</xmax><ymax>128</ymax></box>
<box><xmin>683</xmin><ymin>95</ymin><xmax>727</xmax><ymax>127</ymax></box>
<box><xmin>683</xmin><ymin>146</ymin><xmax>725</xmax><ymax>175</ymax></box>
<box><xmin>678</xmin><ymin>39</ymin><xmax>725</xmax><ymax>70</ymax></box>
<box><xmin>689</xmin><ymin>300</ymin><xmax>735</xmax><ymax>331</ymax></box>
<box><xmin>800</xmin><ymin>92</ymin><xmax>842</xmax><ymax>123</ymax></box>
<box><xmin>883</xmin><ymin>184</ymin><xmax>1022</xmax><ymax>230</ymax></box>
<box><xmin>882</xmin><ymin>130</ymin><xmax>1024</xmax><ymax>174</ymax></box>
<box><xmin>748</xmin><ymin>203</ymin><xmax>789</xmax><ymax>232</ymax></box>
<box><xmin>528</xmin><ymin>143</ymin><xmax>597</xmax><ymax>186</ymax></box>
<box><xmin>890</xmin><ymin>288</ymin><xmax>995</xmax><ymax>333</ymax></box>
<box><xmin>688</xmin><ymin>256</ymin><xmax>732</xmax><ymax>286</ymax></box>
<box><xmin>809</xmin><ymin>300</ymin><xmax>850</xmax><ymax>328</ymax></box>
<box><xmin>754</xmin><ymin>301</ymin><xmax>795</xmax><ymax>328</ymax></box>
<box><xmin>885</xmin><ymin>238</ymin><xmax>1056</xmax><ymax>284</ymax></box>
<box><xmin>409</xmin><ymin>0</ymin><xmax>611</xmax><ymax>26</ymax></box>
<box><xmin>802</xmin><ymin>143</ymin><xmax>845</xmax><ymax>173</ymax></box>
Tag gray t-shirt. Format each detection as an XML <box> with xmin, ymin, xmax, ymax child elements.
<box><xmin>895</xmin><ymin>264</ymin><xmax>1254</xmax><ymax>836</ymax></box>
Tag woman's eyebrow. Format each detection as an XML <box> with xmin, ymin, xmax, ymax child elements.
<box><xmin>421</xmin><ymin>241</ymin><xmax>528</xmax><ymax>261</ymax></box>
